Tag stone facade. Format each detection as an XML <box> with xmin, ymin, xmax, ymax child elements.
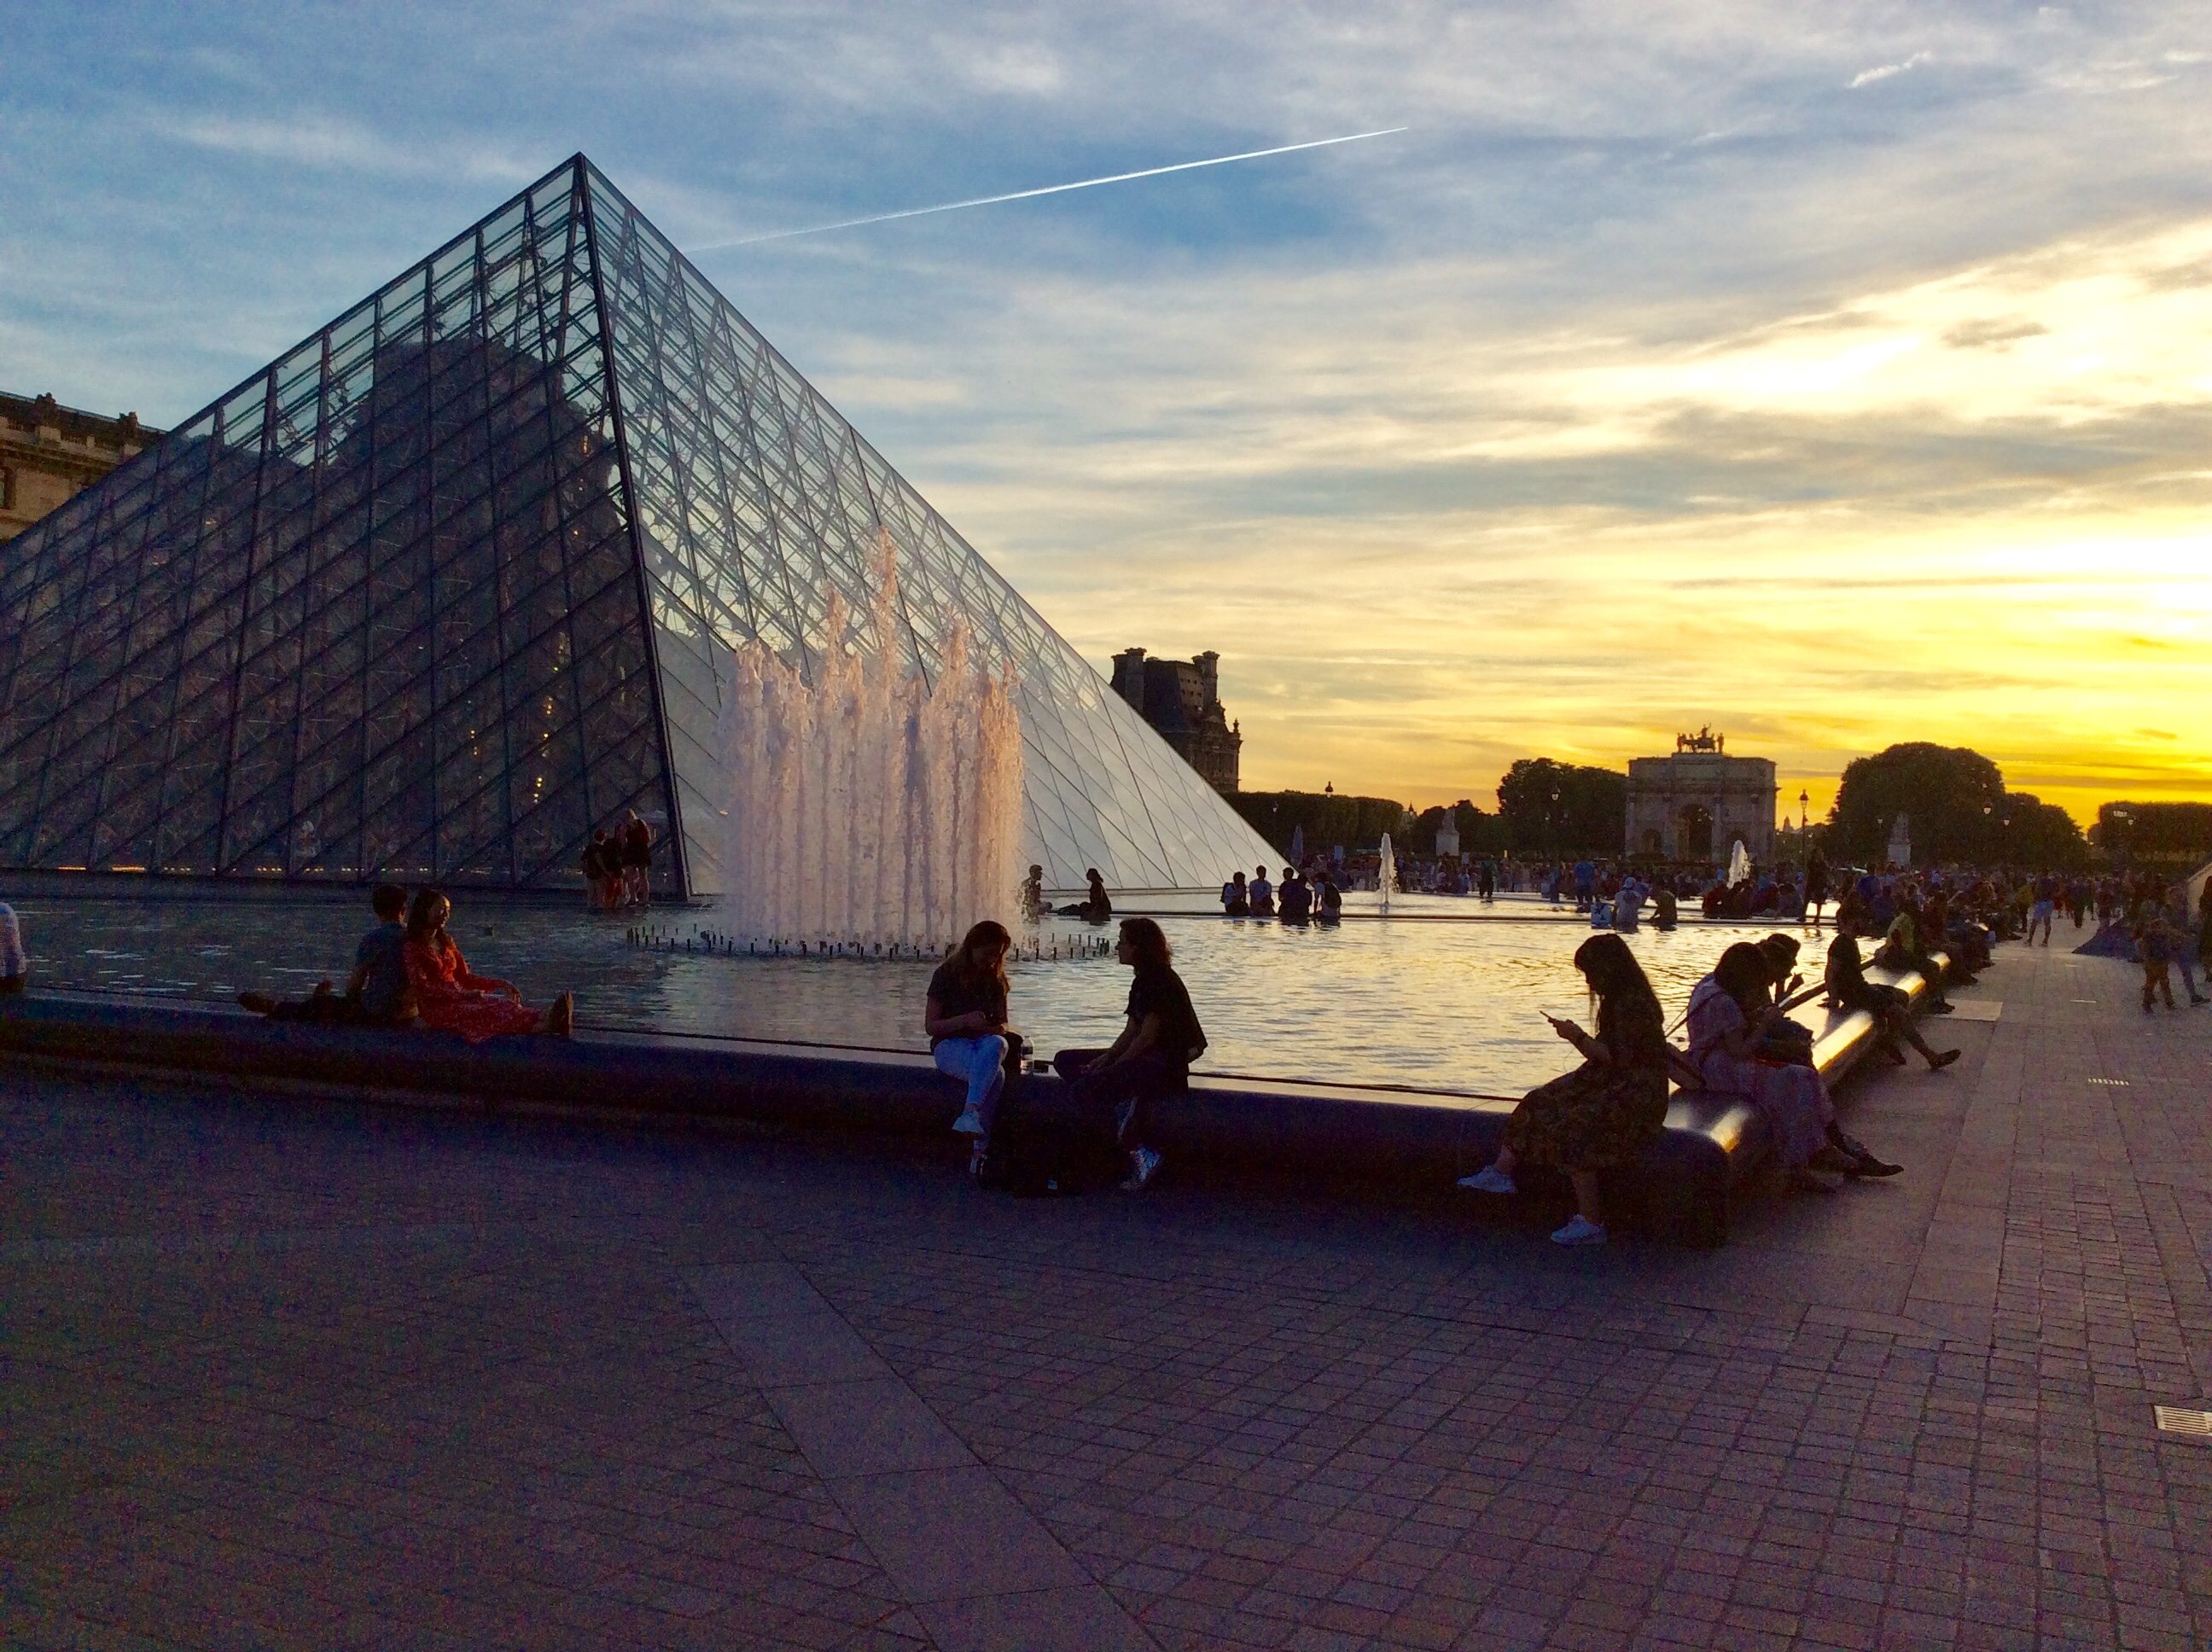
<box><xmin>1111</xmin><ymin>647</ymin><xmax>1241</xmax><ymax>794</ymax></box>
<box><xmin>1625</xmin><ymin>740</ymin><xmax>1777</xmax><ymax>862</ymax></box>
<box><xmin>1</xmin><ymin>392</ymin><xmax>160</xmax><ymax>541</ymax></box>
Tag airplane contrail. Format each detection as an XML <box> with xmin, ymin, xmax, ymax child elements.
<box><xmin>696</xmin><ymin>127</ymin><xmax>1409</xmax><ymax>249</ymax></box>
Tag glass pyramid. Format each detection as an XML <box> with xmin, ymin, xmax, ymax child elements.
<box><xmin>0</xmin><ymin>156</ymin><xmax>1273</xmax><ymax>895</ymax></box>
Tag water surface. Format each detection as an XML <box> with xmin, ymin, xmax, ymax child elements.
<box><xmin>5</xmin><ymin>890</ymin><xmax>1793</xmax><ymax>1094</ymax></box>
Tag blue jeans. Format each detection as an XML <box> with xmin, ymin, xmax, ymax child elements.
<box><xmin>934</xmin><ymin>1035</ymin><xmax>1009</xmax><ymax>1132</ymax></box>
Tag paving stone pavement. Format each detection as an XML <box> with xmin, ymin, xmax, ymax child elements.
<box><xmin>3</xmin><ymin>939</ymin><xmax>2209</xmax><ymax>1649</ymax></box>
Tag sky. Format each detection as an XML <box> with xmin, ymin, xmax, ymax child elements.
<box><xmin>4</xmin><ymin>2</ymin><xmax>2209</xmax><ymax>826</ymax></box>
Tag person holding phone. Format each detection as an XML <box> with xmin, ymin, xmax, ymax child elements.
<box><xmin>1691</xmin><ymin>942</ymin><xmax>1898</xmax><ymax>1184</ymax></box>
<box><xmin>926</xmin><ymin>921</ymin><xmax>1022</xmax><ymax>1162</ymax></box>
<box><xmin>1457</xmin><ymin>933</ymin><xmax>1670</xmax><ymax>1248</ymax></box>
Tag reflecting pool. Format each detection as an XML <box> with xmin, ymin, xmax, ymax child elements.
<box><xmin>5</xmin><ymin>890</ymin><xmax>1802</xmax><ymax>1094</ymax></box>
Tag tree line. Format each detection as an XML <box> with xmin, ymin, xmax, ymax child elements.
<box><xmin>1229</xmin><ymin>742</ymin><xmax>2185</xmax><ymax>869</ymax></box>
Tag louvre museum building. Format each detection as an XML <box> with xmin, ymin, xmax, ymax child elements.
<box><xmin>0</xmin><ymin>158</ymin><xmax>1270</xmax><ymax>898</ymax></box>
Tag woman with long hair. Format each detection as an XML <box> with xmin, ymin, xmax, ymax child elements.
<box><xmin>1690</xmin><ymin>941</ymin><xmax>1895</xmax><ymax>1184</ymax></box>
<box><xmin>1458</xmin><ymin>933</ymin><xmax>1668</xmax><ymax>1247</ymax></box>
<box><xmin>403</xmin><ymin>888</ymin><xmax>574</xmax><ymax>1042</ymax></box>
<box><xmin>926</xmin><ymin>920</ymin><xmax>1019</xmax><ymax>1164</ymax></box>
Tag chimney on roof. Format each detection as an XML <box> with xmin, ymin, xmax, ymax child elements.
<box><xmin>1111</xmin><ymin>647</ymin><xmax>1147</xmax><ymax>711</ymax></box>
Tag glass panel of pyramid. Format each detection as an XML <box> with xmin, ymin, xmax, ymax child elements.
<box><xmin>0</xmin><ymin>156</ymin><xmax>1275</xmax><ymax>894</ymax></box>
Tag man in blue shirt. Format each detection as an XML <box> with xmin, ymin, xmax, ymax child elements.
<box><xmin>348</xmin><ymin>884</ymin><xmax>419</xmax><ymax>1025</ymax></box>
<box><xmin>1573</xmin><ymin>859</ymin><xmax>1597</xmax><ymax>912</ymax></box>
<box><xmin>239</xmin><ymin>884</ymin><xmax>418</xmax><ymax>1026</ymax></box>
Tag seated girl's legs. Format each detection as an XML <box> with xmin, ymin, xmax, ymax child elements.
<box><xmin>969</xmin><ymin>1035</ymin><xmax>1008</xmax><ymax>1130</ymax></box>
<box><xmin>1755</xmin><ymin>1065</ymin><xmax>1833</xmax><ymax>1167</ymax></box>
<box><xmin>935</xmin><ymin>1035</ymin><xmax>1009</xmax><ymax>1129</ymax></box>
<box><xmin>1062</xmin><ymin>1050</ymin><xmax>1176</xmax><ymax>1150</ymax></box>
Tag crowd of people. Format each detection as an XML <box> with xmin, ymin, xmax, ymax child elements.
<box><xmin>1220</xmin><ymin>864</ymin><xmax>1343</xmax><ymax>922</ymax></box>
<box><xmin>1456</xmin><ymin>913</ymin><xmax>1957</xmax><ymax>1246</ymax></box>
<box><xmin>20</xmin><ymin>806</ymin><xmax>2203</xmax><ymax>1242</ymax></box>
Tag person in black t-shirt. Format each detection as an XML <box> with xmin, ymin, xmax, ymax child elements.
<box><xmin>926</xmin><ymin>921</ymin><xmax>1021</xmax><ymax>1166</ymax></box>
<box><xmin>1827</xmin><ymin>917</ymin><xmax>1958</xmax><ymax>1070</ymax></box>
<box><xmin>1053</xmin><ymin>917</ymin><xmax>1206</xmax><ymax>1190</ymax></box>
<box><xmin>1054</xmin><ymin>868</ymin><xmax>1113</xmax><ymax>922</ymax></box>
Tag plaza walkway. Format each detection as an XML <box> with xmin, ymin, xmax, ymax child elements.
<box><xmin>3</xmin><ymin>939</ymin><xmax>2209</xmax><ymax>1650</ymax></box>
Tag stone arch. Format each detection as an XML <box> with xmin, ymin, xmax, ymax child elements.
<box><xmin>1677</xmin><ymin>805</ymin><xmax>1714</xmax><ymax>860</ymax></box>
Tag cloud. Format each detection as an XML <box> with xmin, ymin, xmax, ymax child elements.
<box><xmin>146</xmin><ymin>112</ymin><xmax>534</xmax><ymax>185</ymax></box>
<box><xmin>961</xmin><ymin>42</ymin><xmax>1067</xmax><ymax>96</ymax></box>
<box><xmin>1849</xmin><ymin>50</ymin><xmax>1932</xmax><ymax>88</ymax></box>
<box><xmin>10</xmin><ymin>0</ymin><xmax>2212</xmax><ymax>820</ymax></box>
<box><xmin>1941</xmin><ymin>317</ymin><xmax>2049</xmax><ymax>348</ymax></box>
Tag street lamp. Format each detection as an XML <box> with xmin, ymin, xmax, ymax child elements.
<box><xmin>1798</xmin><ymin>788</ymin><xmax>1809</xmax><ymax>833</ymax></box>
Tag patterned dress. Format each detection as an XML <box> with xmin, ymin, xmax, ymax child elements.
<box><xmin>1686</xmin><ymin>978</ymin><xmax>1831</xmax><ymax>1168</ymax></box>
<box><xmin>404</xmin><ymin>938</ymin><xmax>542</xmax><ymax>1043</ymax></box>
<box><xmin>1503</xmin><ymin>995</ymin><xmax>1671</xmax><ymax>1172</ymax></box>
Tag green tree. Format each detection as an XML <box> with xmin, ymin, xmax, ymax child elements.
<box><xmin>1830</xmin><ymin>743</ymin><xmax>2004</xmax><ymax>864</ymax></box>
<box><xmin>2094</xmin><ymin>801</ymin><xmax>2212</xmax><ymax>866</ymax></box>
<box><xmin>1412</xmin><ymin>800</ymin><xmax>1507</xmax><ymax>855</ymax></box>
<box><xmin>1229</xmin><ymin>790</ymin><xmax>1407</xmax><ymax>858</ymax></box>
<box><xmin>1997</xmin><ymin>794</ymin><xmax>2087</xmax><ymax>870</ymax></box>
<box><xmin>1495</xmin><ymin>759</ymin><xmax>1627</xmax><ymax>856</ymax></box>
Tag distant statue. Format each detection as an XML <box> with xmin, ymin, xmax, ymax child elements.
<box><xmin>1674</xmin><ymin>727</ymin><xmax>1726</xmax><ymax>754</ymax></box>
<box><xmin>1886</xmin><ymin>813</ymin><xmax>1912</xmax><ymax>870</ymax></box>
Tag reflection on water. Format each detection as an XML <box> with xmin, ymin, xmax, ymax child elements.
<box><xmin>5</xmin><ymin>890</ymin><xmax>1783</xmax><ymax>1094</ymax></box>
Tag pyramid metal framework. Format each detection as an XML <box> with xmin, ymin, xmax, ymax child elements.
<box><xmin>0</xmin><ymin>156</ymin><xmax>1274</xmax><ymax>895</ymax></box>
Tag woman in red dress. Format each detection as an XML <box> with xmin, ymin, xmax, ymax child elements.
<box><xmin>404</xmin><ymin>889</ymin><xmax>575</xmax><ymax>1042</ymax></box>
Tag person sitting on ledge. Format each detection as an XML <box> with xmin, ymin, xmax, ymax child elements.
<box><xmin>1750</xmin><ymin>934</ymin><xmax>1817</xmax><ymax>1066</ymax></box>
<box><xmin>239</xmin><ymin>883</ymin><xmax>421</xmax><ymax>1027</ymax></box>
<box><xmin>1278</xmin><ymin>866</ymin><xmax>1313</xmax><ymax>924</ymax></box>
<box><xmin>1691</xmin><ymin>943</ymin><xmax>1900</xmax><ymax>1185</ymax></box>
<box><xmin>1874</xmin><ymin>893</ymin><xmax>1955</xmax><ymax>1013</ymax></box>
<box><xmin>1020</xmin><ymin>864</ymin><xmax>1045</xmax><ymax>920</ymax></box>
<box><xmin>1057</xmin><ymin>869</ymin><xmax>1112</xmax><ymax>922</ymax></box>
<box><xmin>0</xmin><ymin>899</ymin><xmax>26</xmax><ymax>995</ymax></box>
<box><xmin>403</xmin><ymin>888</ymin><xmax>573</xmax><ymax>1041</ymax></box>
<box><xmin>1054</xmin><ymin>917</ymin><xmax>1205</xmax><ymax>1192</ymax></box>
<box><xmin>1826</xmin><ymin>916</ymin><xmax>1959</xmax><ymax>1071</ymax></box>
<box><xmin>1458</xmin><ymin>933</ymin><xmax>1669</xmax><ymax>1248</ymax></box>
<box><xmin>1316</xmin><ymin>876</ymin><xmax>1343</xmax><ymax>923</ymax></box>
<box><xmin>1220</xmin><ymin>870</ymin><xmax>1249</xmax><ymax>917</ymax></box>
<box><xmin>926</xmin><ymin>920</ymin><xmax>1021</xmax><ymax>1172</ymax></box>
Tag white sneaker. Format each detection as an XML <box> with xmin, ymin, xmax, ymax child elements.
<box><xmin>952</xmin><ymin>1105</ymin><xmax>984</xmax><ymax>1136</ymax></box>
<box><xmin>1550</xmin><ymin>1214</ymin><xmax>1607</xmax><ymax>1247</ymax></box>
<box><xmin>1121</xmin><ymin>1146</ymin><xmax>1161</xmax><ymax>1191</ymax></box>
<box><xmin>1457</xmin><ymin>1166</ymin><xmax>1517</xmax><ymax>1195</ymax></box>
